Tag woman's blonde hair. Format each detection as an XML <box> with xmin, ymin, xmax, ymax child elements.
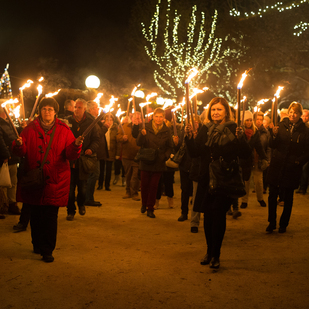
<box><xmin>288</xmin><ymin>101</ymin><xmax>303</xmax><ymax>116</ymax></box>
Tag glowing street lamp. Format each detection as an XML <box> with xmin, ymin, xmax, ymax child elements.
<box><xmin>85</xmin><ymin>75</ymin><xmax>100</xmax><ymax>89</ymax></box>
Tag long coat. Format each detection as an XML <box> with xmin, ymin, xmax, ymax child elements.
<box><xmin>12</xmin><ymin>118</ymin><xmax>81</xmax><ymax>207</ymax></box>
<box><xmin>267</xmin><ymin>118</ymin><xmax>309</xmax><ymax>189</ymax></box>
<box><xmin>186</xmin><ymin>121</ymin><xmax>252</xmax><ymax>213</ymax></box>
<box><xmin>135</xmin><ymin>120</ymin><xmax>173</xmax><ymax>172</ymax></box>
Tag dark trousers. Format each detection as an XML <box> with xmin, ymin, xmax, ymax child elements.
<box><xmin>18</xmin><ymin>203</ymin><xmax>32</xmax><ymax>228</ymax></box>
<box><xmin>299</xmin><ymin>162</ymin><xmax>309</xmax><ymax>192</ymax></box>
<box><xmin>179</xmin><ymin>170</ymin><xmax>193</xmax><ymax>215</ymax></box>
<box><xmin>98</xmin><ymin>160</ymin><xmax>113</xmax><ymax>189</ymax></box>
<box><xmin>156</xmin><ymin>171</ymin><xmax>175</xmax><ymax>199</ymax></box>
<box><xmin>203</xmin><ymin>194</ymin><xmax>232</xmax><ymax>259</ymax></box>
<box><xmin>141</xmin><ymin>170</ymin><xmax>162</xmax><ymax>210</ymax></box>
<box><xmin>30</xmin><ymin>205</ymin><xmax>59</xmax><ymax>256</ymax></box>
<box><xmin>67</xmin><ymin>168</ymin><xmax>87</xmax><ymax>215</ymax></box>
<box><xmin>268</xmin><ymin>185</ymin><xmax>294</xmax><ymax>228</ymax></box>
<box><xmin>86</xmin><ymin>161</ymin><xmax>100</xmax><ymax>202</ymax></box>
<box><xmin>114</xmin><ymin>159</ymin><xmax>125</xmax><ymax>177</ymax></box>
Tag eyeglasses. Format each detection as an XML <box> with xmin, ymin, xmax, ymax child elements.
<box><xmin>41</xmin><ymin>108</ymin><xmax>55</xmax><ymax>113</ymax></box>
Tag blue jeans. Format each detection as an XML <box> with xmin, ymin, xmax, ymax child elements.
<box><xmin>67</xmin><ymin>168</ymin><xmax>87</xmax><ymax>215</ymax></box>
<box><xmin>86</xmin><ymin>161</ymin><xmax>100</xmax><ymax>201</ymax></box>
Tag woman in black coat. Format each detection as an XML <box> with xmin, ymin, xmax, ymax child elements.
<box><xmin>185</xmin><ymin>97</ymin><xmax>251</xmax><ymax>269</ymax></box>
<box><xmin>266</xmin><ymin>102</ymin><xmax>309</xmax><ymax>233</ymax></box>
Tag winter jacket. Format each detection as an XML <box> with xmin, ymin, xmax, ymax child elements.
<box><xmin>67</xmin><ymin>112</ymin><xmax>100</xmax><ymax>167</ymax></box>
<box><xmin>186</xmin><ymin>121</ymin><xmax>251</xmax><ymax>213</ymax></box>
<box><xmin>267</xmin><ymin>118</ymin><xmax>309</xmax><ymax>189</ymax></box>
<box><xmin>12</xmin><ymin>117</ymin><xmax>81</xmax><ymax>207</ymax></box>
<box><xmin>116</xmin><ymin>122</ymin><xmax>140</xmax><ymax>160</ymax></box>
<box><xmin>0</xmin><ymin>117</ymin><xmax>20</xmax><ymax>166</ymax></box>
<box><xmin>135</xmin><ymin>120</ymin><xmax>173</xmax><ymax>172</ymax></box>
<box><xmin>258</xmin><ymin>125</ymin><xmax>271</xmax><ymax>162</ymax></box>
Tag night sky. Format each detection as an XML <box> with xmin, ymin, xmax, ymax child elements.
<box><xmin>1</xmin><ymin>0</ymin><xmax>136</xmax><ymax>94</ymax></box>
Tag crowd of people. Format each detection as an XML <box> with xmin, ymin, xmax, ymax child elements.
<box><xmin>1</xmin><ymin>96</ymin><xmax>309</xmax><ymax>268</ymax></box>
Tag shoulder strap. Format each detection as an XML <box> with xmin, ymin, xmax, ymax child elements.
<box><xmin>40</xmin><ymin>125</ymin><xmax>57</xmax><ymax>167</ymax></box>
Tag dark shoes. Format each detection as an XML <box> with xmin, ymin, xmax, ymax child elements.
<box><xmin>147</xmin><ymin>210</ymin><xmax>156</xmax><ymax>218</ymax></box>
<box><xmin>266</xmin><ymin>223</ymin><xmax>276</xmax><ymax>233</ymax></box>
<box><xmin>66</xmin><ymin>214</ymin><xmax>74</xmax><ymax>221</ymax></box>
<box><xmin>278</xmin><ymin>227</ymin><xmax>286</xmax><ymax>233</ymax></box>
<box><xmin>97</xmin><ymin>185</ymin><xmax>103</xmax><ymax>190</ymax></box>
<box><xmin>105</xmin><ymin>188</ymin><xmax>111</xmax><ymax>191</ymax></box>
<box><xmin>132</xmin><ymin>195</ymin><xmax>141</xmax><ymax>201</ymax></box>
<box><xmin>296</xmin><ymin>189</ymin><xmax>306</xmax><ymax>194</ymax></box>
<box><xmin>13</xmin><ymin>222</ymin><xmax>27</xmax><ymax>232</ymax></box>
<box><xmin>79</xmin><ymin>206</ymin><xmax>86</xmax><ymax>215</ymax></box>
<box><xmin>210</xmin><ymin>257</ymin><xmax>220</xmax><ymax>269</ymax></box>
<box><xmin>85</xmin><ymin>200</ymin><xmax>102</xmax><ymax>206</ymax></box>
<box><xmin>200</xmin><ymin>254</ymin><xmax>211</xmax><ymax>265</ymax></box>
<box><xmin>141</xmin><ymin>205</ymin><xmax>146</xmax><ymax>214</ymax></box>
<box><xmin>42</xmin><ymin>255</ymin><xmax>54</xmax><ymax>263</ymax></box>
<box><xmin>258</xmin><ymin>200</ymin><xmax>267</xmax><ymax>207</ymax></box>
<box><xmin>191</xmin><ymin>227</ymin><xmax>198</xmax><ymax>233</ymax></box>
<box><xmin>178</xmin><ymin>214</ymin><xmax>188</xmax><ymax>221</ymax></box>
<box><xmin>232</xmin><ymin>210</ymin><xmax>242</xmax><ymax>219</ymax></box>
<box><xmin>240</xmin><ymin>202</ymin><xmax>248</xmax><ymax>209</ymax></box>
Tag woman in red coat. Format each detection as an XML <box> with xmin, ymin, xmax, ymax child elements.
<box><xmin>12</xmin><ymin>98</ymin><xmax>83</xmax><ymax>262</ymax></box>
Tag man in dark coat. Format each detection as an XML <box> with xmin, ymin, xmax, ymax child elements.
<box><xmin>266</xmin><ymin>102</ymin><xmax>309</xmax><ymax>233</ymax></box>
<box><xmin>66</xmin><ymin>99</ymin><xmax>100</xmax><ymax>220</ymax></box>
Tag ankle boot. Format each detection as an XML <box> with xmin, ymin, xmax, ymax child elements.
<box><xmin>167</xmin><ymin>197</ymin><xmax>174</xmax><ymax>208</ymax></box>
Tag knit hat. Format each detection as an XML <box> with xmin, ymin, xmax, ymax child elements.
<box><xmin>243</xmin><ymin>110</ymin><xmax>253</xmax><ymax>121</ymax></box>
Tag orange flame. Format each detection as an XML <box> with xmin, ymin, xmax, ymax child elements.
<box><xmin>1</xmin><ymin>98</ymin><xmax>19</xmax><ymax>107</ymax></box>
<box><xmin>237</xmin><ymin>69</ymin><xmax>251</xmax><ymax>89</ymax></box>
<box><xmin>45</xmin><ymin>89</ymin><xmax>61</xmax><ymax>98</ymax></box>
<box><xmin>185</xmin><ymin>68</ymin><xmax>199</xmax><ymax>84</ymax></box>
<box><xmin>274</xmin><ymin>86</ymin><xmax>284</xmax><ymax>98</ymax></box>
<box><xmin>20</xmin><ymin>80</ymin><xmax>33</xmax><ymax>90</ymax></box>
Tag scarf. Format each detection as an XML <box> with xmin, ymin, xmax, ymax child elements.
<box><xmin>152</xmin><ymin>121</ymin><xmax>163</xmax><ymax>135</ymax></box>
<box><xmin>244</xmin><ymin>128</ymin><xmax>254</xmax><ymax>141</ymax></box>
<box><xmin>106</xmin><ymin>126</ymin><xmax>111</xmax><ymax>151</ymax></box>
<box><xmin>40</xmin><ymin>117</ymin><xmax>55</xmax><ymax>133</ymax></box>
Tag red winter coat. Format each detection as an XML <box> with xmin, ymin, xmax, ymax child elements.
<box><xmin>12</xmin><ymin>118</ymin><xmax>82</xmax><ymax>207</ymax></box>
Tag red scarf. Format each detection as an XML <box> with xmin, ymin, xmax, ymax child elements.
<box><xmin>245</xmin><ymin>128</ymin><xmax>254</xmax><ymax>140</ymax></box>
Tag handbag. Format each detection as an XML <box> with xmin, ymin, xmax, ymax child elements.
<box><xmin>209</xmin><ymin>156</ymin><xmax>246</xmax><ymax>198</ymax></box>
<box><xmin>79</xmin><ymin>152</ymin><xmax>98</xmax><ymax>180</ymax></box>
<box><xmin>165</xmin><ymin>140</ymin><xmax>186</xmax><ymax>168</ymax></box>
<box><xmin>134</xmin><ymin>147</ymin><xmax>158</xmax><ymax>164</ymax></box>
<box><xmin>0</xmin><ymin>162</ymin><xmax>12</xmax><ymax>187</ymax></box>
<box><xmin>20</xmin><ymin>126</ymin><xmax>56</xmax><ymax>191</ymax></box>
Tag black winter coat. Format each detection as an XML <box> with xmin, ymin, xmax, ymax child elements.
<box><xmin>186</xmin><ymin>121</ymin><xmax>251</xmax><ymax>213</ymax></box>
<box><xmin>267</xmin><ymin>118</ymin><xmax>309</xmax><ymax>189</ymax></box>
<box><xmin>135</xmin><ymin>120</ymin><xmax>173</xmax><ymax>172</ymax></box>
<box><xmin>0</xmin><ymin>117</ymin><xmax>20</xmax><ymax>166</ymax></box>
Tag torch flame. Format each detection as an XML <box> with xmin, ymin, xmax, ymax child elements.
<box><xmin>185</xmin><ymin>68</ymin><xmax>199</xmax><ymax>84</ymax></box>
<box><xmin>45</xmin><ymin>89</ymin><xmax>61</xmax><ymax>98</ymax></box>
<box><xmin>237</xmin><ymin>69</ymin><xmax>251</xmax><ymax>89</ymax></box>
<box><xmin>12</xmin><ymin>105</ymin><xmax>21</xmax><ymax>119</ymax></box>
<box><xmin>257</xmin><ymin>99</ymin><xmax>268</xmax><ymax>106</ymax></box>
<box><xmin>131</xmin><ymin>84</ymin><xmax>141</xmax><ymax>96</ymax></box>
<box><xmin>139</xmin><ymin>102</ymin><xmax>151</xmax><ymax>108</ymax></box>
<box><xmin>37</xmin><ymin>85</ymin><xmax>43</xmax><ymax>96</ymax></box>
<box><xmin>162</xmin><ymin>99</ymin><xmax>174</xmax><ymax>110</ymax></box>
<box><xmin>94</xmin><ymin>93</ymin><xmax>103</xmax><ymax>104</ymax></box>
<box><xmin>109</xmin><ymin>95</ymin><xmax>118</xmax><ymax>105</ymax></box>
<box><xmin>1</xmin><ymin>98</ymin><xmax>19</xmax><ymax>107</ymax></box>
<box><xmin>274</xmin><ymin>86</ymin><xmax>284</xmax><ymax>98</ymax></box>
<box><xmin>116</xmin><ymin>108</ymin><xmax>125</xmax><ymax>118</ymax></box>
<box><xmin>38</xmin><ymin>77</ymin><xmax>44</xmax><ymax>82</ymax></box>
<box><xmin>146</xmin><ymin>92</ymin><xmax>157</xmax><ymax>102</ymax></box>
<box><xmin>20</xmin><ymin>80</ymin><xmax>33</xmax><ymax>90</ymax></box>
<box><xmin>189</xmin><ymin>87</ymin><xmax>206</xmax><ymax>100</ymax></box>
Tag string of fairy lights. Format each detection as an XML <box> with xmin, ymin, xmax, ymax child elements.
<box><xmin>229</xmin><ymin>0</ymin><xmax>308</xmax><ymax>36</ymax></box>
<box><xmin>141</xmin><ymin>0</ymin><xmax>227</xmax><ymax>98</ymax></box>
